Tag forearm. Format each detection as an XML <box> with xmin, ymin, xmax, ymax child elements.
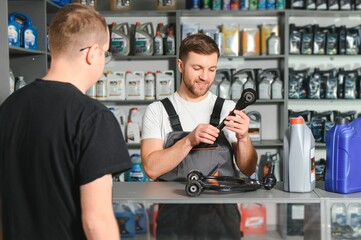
<box><xmin>81</xmin><ymin>175</ymin><xmax>120</xmax><ymax>240</ymax></box>
<box><xmin>233</xmin><ymin>135</ymin><xmax>258</xmax><ymax>176</ymax></box>
<box><xmin>142</xmin><ymin>137</ymin><xmax>193</xmax><ymax>179</ymax></box>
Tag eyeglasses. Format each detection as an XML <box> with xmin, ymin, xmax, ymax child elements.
<box><xmin>80</xmin><ymin>46</ymin><xmax>113</xmax><ymax>64</ymax></box>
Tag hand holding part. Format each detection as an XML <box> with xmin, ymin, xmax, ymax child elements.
<box><xmin>217</xmin><ymin>88</ymin><xmax>257</xmax><ymax>131</ymax></box>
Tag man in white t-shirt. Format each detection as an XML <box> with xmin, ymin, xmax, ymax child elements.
<box><xmin>141</xmin><ymin>33</ymin><xmax>258</xmax><ymax>239</ymax></box>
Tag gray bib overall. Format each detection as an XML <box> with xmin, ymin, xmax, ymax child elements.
<box><xmin>158</xmin><ymin>97</ymin><xmax>237</xmax><ymax>181</ymax></box>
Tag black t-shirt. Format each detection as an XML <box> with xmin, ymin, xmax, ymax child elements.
<box><xmin>0</xmin><ymin>79</ymin><xmax>132</xmax><ymax>240</ymax></box>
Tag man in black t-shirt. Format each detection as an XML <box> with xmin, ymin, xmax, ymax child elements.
<box><xmin>0</xmin><ymin>4</ymin><xmax>131</xmax><ymax>240</ymax></box>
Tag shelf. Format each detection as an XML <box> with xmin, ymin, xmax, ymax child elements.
<box><xmin>112</xmin><ymin>181</ymin><xmax>320</xmax><ymax>204</ymax></box>
<box><xmin>315</xmin><ymin>181</ymin><xmax>361</xmax><ymax>200</ymax></box>
<box><xmin>9</xmin><ymin>46</ymin><xmax>48</xmax><ymax>56</ymax></box>
<box><xmin>256</xmin><ymin>99</ymin><xmax>285</xmax><ymax>104</ymax></box>
<box><xmin>287</xmin><ymin>9</ymin><xmax>361</xmax><ymax>17</ymax></box>
<box><xmin>112</xmin><ymin>55</ymin><xmax>177</xmax><ymax>61</ymax></box>
<box><xmin>288</xmin><ymin>99</ymin><xmax>361</xmax><ymax>103</ymax></box>
<box><xmin>46</xmin><ymin>0</ymin><xmax>61</xmax><ymax>13</ymax></box>
<box><xmin>100</xmin><ymin>10</ymin><xmax>177</xmax><ymax>17</ymax></box>
<box><xmin>220</xmin><ymin>55</ymin><xmax>285</xmax><ymax>60</ymax></box>
<box><xmin>127</xmin><ymin>143</ymin><xmax>141</xmax><ymax>149</ymax></box>
<box><xmin>180</xmin><ymin>9</ymin><xmax>285</xmax><ymax>17</ymax></box>
<box><xmin>253</xmin><ymin>139</ymin><xmax>283</xmax><ymax>147</ymax></box>
<box><xmin>100</xmin><ymin>99</ymin><xmax>156</xmax><ymax>105</ymax></box>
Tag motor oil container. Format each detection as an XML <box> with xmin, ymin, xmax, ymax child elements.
<box><xmin>86</xmin><ymin>83</ymin><xmax>96</xmax><ymax>98</ymax></box>
<box><xmin>134</xmin><ymin>22</ymin><xmax>154</xmax><ymax>56</ymax></box>
<box><xmin>127</xmin><ymin>153</ymin><xmax>148</xmax><ymax>181</ymax></box>
<box><xmin>9</xmin><ymin>69</ymin><xmax>15</xmax><ymax>94</ymax></box>
<box><xmin>331</xmin><ymin>203</ymin><xmax>347</xmax><ymax>226</ymax></box>
<box><xmin>8</xmin><ymin>12</ymin><xmax>29</xmax><ymax>47</ymax></box>
<box><xmin>271</xmin><ymin>69</ymin><xmax>283</xmax><ymax>99</ymax></box>
<box><xmin>126</xmin><ymin>120</ymin><xmax>141</xmax><ymax>144</ymax></box>
<box><xmin>243</xmin><ymin>70</ymin><xmax>256</xmax><ymax>91</ymax></box>
<box><xmin>125</xmin><ymin>71</ymin><xmax>145</xmax><ymax>100</ymax></box>
<box><xmin>258</xmin><ymin>70</ymin><xmax>274</xmax><ymax>100</ymax></box>
<box><xmin>289</xmin><ymin>110</ymin><xmax>313</xmax><ymax>128</ymax></box>
<box><xmin>155</xmin><ymin>70</ymin><xmax>174</xmax><ymax>100</ymax></box>
<box><xmin>210</xmin><ymin>71</ymin><xmax>223</xmax><ymax>96</ymax></box>
<box><xmin>23</xmin><ymin>18</ymin><xmax>38</xmax><ymax>49</ymax></box>
<box><xmin>8</xmin><ymin>12</ymin><xmax>37</xmax><ymax>49</ymax></box>
<box><xmin>267</xmin><ymin>32</ymin><xmax>280</xmax><ymax>55</ymax></box>
<box><xmin>107</xmin><ymin>71</ymin><xmax>126</xmax><ymax>100</ymax></box>
<box><xmin>218</xmin><ymin>69</ymin><xmax>232</xmax><ymax>99</ymax></box>
<box><xmin>325</xmin><ymin>117</ymin><xmax>361</xmax><ymax>194</ymax></box>
<box><xmin>165</xmin><ymin>30</ymin><xmax>176</xmax><ymax>55</ymax></box>
<box><xmin>347</xmin><ymin>203</ymin><xmax>361</xmax><ymax>232</ymax></box>
<box><xmin>134</xmin><ymin>203</ymin><xmax>149</xmax><ymax>234</ymax></box>
<box><xmin>145</xmin><ymin>71</ymin><xmax>155</xmax><ymax>100</ymax></box>
<box><xmin>96</xmin><ymin>73</ymin><xmax>107</xmax><ymax>100</ymax></box>
<box><xmin>240</xmin><ymin>204</ymin><xmax>267</xmax><ymax>235</ymax></box>
<box><xmin>15</xmin><ymin>76</ymin><xmax>26</xmax><ymax>90</ymax></box>
<box><xmin>110</xmin><ymin>22</ymin><xmax>130</xmax><ymax>56</ymax></box>
<box><xmin>284</xmin><ymin>117</ymin><xmax>316</xmax><ymax>192</ymax></box>
<box><xmin>231</xmin><ymin>69</ymin><xmax>253</xmax><ymax>100</ymax></box>
<box><xmin>247</xmin><ymin>111</ymin><xmax>261</xmax><ymax>141</ymax></box>
<box><xmin>154</xmin><ymin>30</ymin><xmax>164</xmax><ymax>55</ymax></box>
<box><xmin>114</xmin><ymin>203</ymin><xmax>135</xmax><ymax>238</ymax></box>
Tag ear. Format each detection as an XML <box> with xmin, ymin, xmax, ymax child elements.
<box><xmin>177</xmin><ymin>59</ymin><xmax>184</xmax><ymax>73</ymax></box>
<box><xmin>85</xmin><ymin>45</ymin><xmax>98</xmax><ymax>65</ymax></box>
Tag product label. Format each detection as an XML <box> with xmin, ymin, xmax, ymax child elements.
<box><xmin>291</xmin><ymin>205</ymin><xmax>304</xmax><ymax>220</ymax></box>
<box><xmin>24</xmin><ymin>29</ymin><xmax>36</xmax><ymax>49</ymax></box>
<box><xmin>111</xmin><ymin>33</ymin><xmax>126</xmax><ymax>54</ymax></box>
<box><xmin>129</xmin><ymin>165</ymin><xmax>144</xmax><ymax>182</ymax></box>
<box><xmin>127</xmin><ymin>80</ymin><xmax>141</xmax><ymax>97</ymax></box>
<box><xmin>108</xmin><ymin>79</ymin><xmax>122</xmax><ymax>96</ymax></box>
<box><xmin>96</xmin><ymin>79</ymin><xmax>107</xmax><ymax>98</ymax></box>
<box><xmin>310</xmin><ymin>148</ymin><xmax>316</xmax><ymax>182</ymax></box>
<box><xmin>8</xmin><ymin>25</ymin><xmax>19</xmax><ymax>46</ymax></box>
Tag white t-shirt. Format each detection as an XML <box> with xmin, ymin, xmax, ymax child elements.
<box><xmin>142</xmin><ymin>91</ymin><xmax>237</xmax><ymax>145</ymax></box>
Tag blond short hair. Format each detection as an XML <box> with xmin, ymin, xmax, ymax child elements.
<box><xmin>48</xmin><ymin>3</ymin><xmax>108</xmax><ymax>58</ymax></box>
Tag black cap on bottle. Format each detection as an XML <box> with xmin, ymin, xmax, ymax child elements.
<box><xmin>335</xmin><ymin>117</ymin><xmax>349</xmax><ymax>124</ymax></box>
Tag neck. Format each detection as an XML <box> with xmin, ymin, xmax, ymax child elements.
<box><xmin>42</xmin><ymin>58</ymin><xmax>92</xmax><ymax>93</ymax></box>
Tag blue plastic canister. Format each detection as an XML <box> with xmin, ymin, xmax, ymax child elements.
<box><xmin>8</xmin><ymin>12</ymin><xmax>38</xmax><ymax>49</ymax></box>
<box><xmin>114</xmin><ymin>203</ymin><xmax>135</xmax><ymax>238</ymax></box>
<box><xmin>325</xmin><ymin>117</ymin><xmax>361</xmax><ymax>194</ymax></box>
<box><xmin>8</xmin><ymin>12</ymin><xmax>23</xmax><ymax>47</ymax></box>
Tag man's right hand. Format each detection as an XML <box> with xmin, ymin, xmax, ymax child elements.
<box><xmin>186</xmin><ymin>124</ymin><xmax>220</xmax><ymax>147</ymax></box>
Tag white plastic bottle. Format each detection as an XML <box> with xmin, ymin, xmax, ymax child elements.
<box><xmin>154</xmin><ymin>31</ymin><xmax>163</xmax><ymax>56</ymax></box>
<box><xmin>331</xmin><ymin>203</ymin><xmax>347</xmax><ymax>226</ymax></box>
<box><xmin>155</xmin><ymin>70</ymin><xmax>174</xmax><ymax>100</ymax></box>
<box><xmin>347</xmin><ymin>203</ymin><xmax>361</xmax><ymax>231</ymax></box>
<box><xmin>165</xmin><ymin>30</ymin><xmax>175</xmax><ymax>55</ymax></box>
<box><xmin>126</xmin><ymin>120</ymin><xmax>140</xmax><ymax>143</ymax></box>
<box><xmin>86</xmin><ymin>83</ymin><xmax>96</xmax><ymax>98</ymax></box>
<box><xmin>107</xmin><ymin>70</ymin><xmax>126</xmax><ymax>100</ymax></box>
<box><xmin>283</xmin><ymin>117</ymin><xmax>316</xmax><ymax>192</ymax></box>
<box><xmin>9</xmin><ymin>69</ymin><xmax>15</xmax><ymax>94</ymax></box>
<box><xmin>96</xmin><ymin>73</ymin><xmax>107</xmax><ymax>100</ymax></box>
<box><xmin>144</xmin><ymin>71</ymin><xmax>155</xmax><ymax>100</ymax></box>
<box><xmin>125</xmin><ymin>71</ymin><xmax>145</xmax><ymax>100</ymax></box>
<box><xmin>15</xmin><ymin>76</ymin><xmax>26</xmax><ymax>90</ymax></box>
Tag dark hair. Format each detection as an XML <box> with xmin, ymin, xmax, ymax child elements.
<box><xmin>48</xmin><ymin>3</ymin><xmax>107</xmax><ymax>57</ymax></box>
<box><xmin>179</xmin><ymin>33</ymin><xmax>220</xmax><ymax>62</ymax></box>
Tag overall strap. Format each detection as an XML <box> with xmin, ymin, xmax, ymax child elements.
<box><xmin>161</xmin><ymin>98</ymin><xmax>183</xmax><ymax>131</ymax></box>
<box><xmin>210</xmin><ymin>97</ymin><xmax>225</xmax><ymax>127</ymax></box>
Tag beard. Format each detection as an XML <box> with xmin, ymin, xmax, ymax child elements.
<box><xmin>183</xmin><ymin>78</ymin><xmax>211</xmax><ymax>97</ymax></box>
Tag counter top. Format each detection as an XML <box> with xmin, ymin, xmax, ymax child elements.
<box><xmin>112</xmin><ymin>181</ymin><xmax>321</xmax><ymax>204</ymax></box>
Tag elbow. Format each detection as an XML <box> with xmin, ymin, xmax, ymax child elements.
<box><xmin>82</xmin><ymin>213</ymin><xmax>99</xmax><ymax>237</ymax></box>
<box><xmin>143</xmin><ymin>164</ymin><xmax>159</xmax><ymax>180</ymax></box>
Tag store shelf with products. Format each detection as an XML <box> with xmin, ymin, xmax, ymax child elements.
<box><xmin>112</xmin><ymin>181</ymin><xmax>323</xmax><ymax>239</ymax></box>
